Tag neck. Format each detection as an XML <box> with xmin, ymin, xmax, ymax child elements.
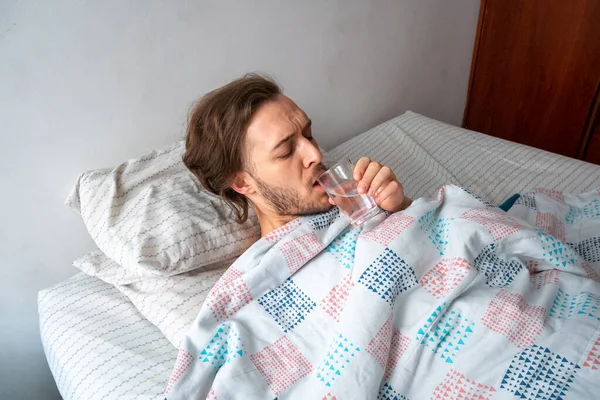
<box><xmin>252</xmin><ymin>205</ymin><xmax>297</xmax><ymax>237</ymax></box>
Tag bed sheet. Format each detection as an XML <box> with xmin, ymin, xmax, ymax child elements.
<box><xmin>39</xmin><ymin>272</ymin><xmax>177</xmax><ymax>400</ymax></box>
<box><xmin>41</xmin><ymin>111</ymin><xmax>600</xmax><ymax>399</ymax></box>
<box><xmin>328</xmin><ymin>111</ymin><xmax>600</xmax><ymax>204</ymax></box>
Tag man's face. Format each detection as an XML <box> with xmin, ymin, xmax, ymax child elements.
<box><xmin>241</xmin><ymin>95</ymin><xmax>331</xmax><ymax>217</ymax></box>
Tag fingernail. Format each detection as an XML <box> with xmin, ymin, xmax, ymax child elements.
<box><xmin>357</xmin><ymin>184</ymin><xmax>365</xmax><ymax>194</ymax></box>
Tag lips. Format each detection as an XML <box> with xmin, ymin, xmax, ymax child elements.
<box><xmin>312</xmin><ymin>165</ymin><xmax>327</xmax><ymax>184</ymax></box>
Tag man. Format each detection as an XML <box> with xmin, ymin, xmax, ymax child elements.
<box><xmin>183</xmin><ymin>74</ymin><xmax>412</xmax><ymax>236</ymax></box>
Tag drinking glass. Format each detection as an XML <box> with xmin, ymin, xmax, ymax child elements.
<box><xmin>317</xmin><ymin>159</ymin><xmax>382</xmax><ymax>226</ymax></box>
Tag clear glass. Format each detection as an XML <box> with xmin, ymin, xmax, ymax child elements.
<box><xmin>317</xmin><ymin>159</ymin><xmax>382</xmax><ymax>226</ymax></box>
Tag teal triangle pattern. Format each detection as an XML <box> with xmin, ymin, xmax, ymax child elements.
<box><xmin>566</xmin><ymin>199</ymin><xmax>600</xmax><ymax>224</ymax></box>
<box><xmin>326</xmin><ymin>227</ymin><xmax>360</xmax><ymax>269</ymax></box>
<box><xmin>537</xmin><ymin>230</ymin><xmax>580</xmax><ymax>269</ymax></box>
<box><xmin>549</xmin><ymin>289</ymin><xmax>600</xmax><ymax>322</ymax></box>
<box><xmin>200</xmin><ymin>323</ymin><xmax>244</xmax><ymax>371</ymax></box>
<box><xmin>316</xmin><ymin>333</ymin><xmax>361</xmax><ymax>387</ymax></box>
<box><xmin>418</xmin><ymin>210</ymin><xmax>453</xmax><ymax>256</ymax></box>
<box><xmin>500</xmin><ymin>345</ymin><xmax>580</xmax><ymax>399</ymax></box>
<box><xmin>415</xmin><ymin>302</ymin><xmax>475</xmax><ymax>364</ymax></box>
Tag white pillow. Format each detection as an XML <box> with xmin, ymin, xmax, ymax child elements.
<box><xmin>73</xmin><ymin>249</ymin><xmax>229</xmax><ymax>347</ymax></box>
<box><xmin>67</xmin><ymin>141</ymin><xmax>260</xmax><ymax>284</ymax></box>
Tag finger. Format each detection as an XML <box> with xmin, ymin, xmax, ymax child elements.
<box><xmin>358</xmin><ymin>162</ymin><xmax>382</xmax><ymax>194</ymax></box>
<box><xmin>367</xmin><ymin>166</ymin><xmax>395</xmax><ymax>197</ymax></box>
<box><xmin>375</xmin><ymin>180</ymin><xmax>399</xmax><ymax>205</ymax></box>
<box><xmin>353</xmin><ymin>157</ymin><xmax>371</xmax><ymax>181</ymax></box>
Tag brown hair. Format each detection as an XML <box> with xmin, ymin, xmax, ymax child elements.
<box><xmin>183</xmin><ymin>74</ymin><xmax>282</xmax><ymax>223</ymax></box>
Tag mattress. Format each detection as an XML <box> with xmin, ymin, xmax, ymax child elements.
<box><xmin>40</xmin><ymin>112</ymin><xmax>600</xmax><ymax>400</ymax></box>
<box><xmin>328</xmin><ymin>111</ymin><xmax>600</xmax><ymax>203</ymax></box>
<box><xmin>38</xmin><ymin>273</ymin><xmax>177</xmax><ymax>400</ymax></box>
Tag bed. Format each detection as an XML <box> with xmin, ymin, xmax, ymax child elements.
<box><xmin>39</xmin><ymin>111</ymin><xmax>600</xmax><ymax>400</ymax></box>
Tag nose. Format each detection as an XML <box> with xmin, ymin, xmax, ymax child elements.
<box><xmin>301</xmin><ymin>138</ymin><xmax>322</xmax><ymax>169</ymax></box>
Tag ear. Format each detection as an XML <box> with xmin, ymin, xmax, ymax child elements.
<box><xmin>230</xmin><ymin>171</ymin><xmax>255</xmax><ymax>196</ymax></box>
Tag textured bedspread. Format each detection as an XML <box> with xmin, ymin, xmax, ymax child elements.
<box><xmin>165</xmin><ymin>185</ymin><xmax>600</xmax><ymax>399</ymax></box>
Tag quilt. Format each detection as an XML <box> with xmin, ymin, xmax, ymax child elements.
<box><xmin>165</xmin><ymin>185</ymin><xmax>600</xmax><ymax>399</ymax></box>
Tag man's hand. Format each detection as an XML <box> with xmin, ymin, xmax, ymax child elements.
<box><xmin>329</xmin><ymin>157</ymin><xmax>412</xmax><ymax>213</ymax></box>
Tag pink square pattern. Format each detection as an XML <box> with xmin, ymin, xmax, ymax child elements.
<box><xmin>530</xmin><ymin>270</ymin><xmax>560</xmax><ymax>289</ymax></box>
<box><xmin>536</xmin><ymin>212</ymin><xmax>565</xmax><ymax>241</ymax></box>
<box><xmin>367</xmin><ymin>318</ymin><xmax>393</xmax><ymax>369</ymax></box>
<box><xmin>437</xmin><ymin>186</ymin><xmax>446</xmax><ymax>204</ymax></box>
<box><xmin>210</xmin><ymin>266</ymin><xmax>242</xmax><ymax>294</ymax></box>
<box><xmin>582</xmin><ymin>262</ymin><xmax>600</xmax><ymax>284</ymax></box>
<box><xmin>583</xmin><ymin>333</ymin><xmax>600</xmax><ymax>370</ymax></box>
<box><xmin>361</xmin><ymin>214</ymin><xmax>415</xmax><ymax>246</ymax></box>
<box><xmin>461</xmin><ymin>208</ymin><xmax>523</xmax><ymax>241</ymax></box>
<box><xmin>206</xmin><ymin>387</ymin><xmax>217</xmax><ymax>400</ymax></box>
<box><xmin>385</xmin><ymin>329</ymin><xmax>410</xmax><ymax>380</ymax></box>
<box><xmin>535</xmin><ymin>188</ymin><xmax>565</xmax><ymax>202</ymax></box>
<box><xmin>526</xmin><ymin>260</ymin><xmax>539</xmax><ymax>274</ymax></box>
<box><xmin>206</xmin><ymin>268</ymin><xmax>253</xmax><ymax>322</ymax></box>
<box><xmin>431</xmin><ymin>369</ymin><xmax>496</xmax><ymax>400</ymax></box>
<box><xmin>164</xmin><ymin>348</ymin><xmax>193</xmax><ymax>395</ymax></box>
<box><xmin>481</xmin><ymin>290</ymin><xmax>546</xmax><ymax>349</ymax></box>
<box><xmin>320</xmin><ymin>274</ymin><xmax>355</xmax><ymax>322</ymax></box>
<box><xmin>250</xmin><ymin>336</ymin><xmax>312</xmax><ymax>396</ymax></box>
<box><xmin>264</xmin><ymin>219</ymin><xmax>302</xmax><ymax>243</ymax></box>
<box><xmin>279</xmin><ymin>232</ymin><xmax>324</xmax><ymax>274</ymax></box>
<box><xmin>420</xmin><ymin>257</ymin><xmax>471</xmax><ymax>299</ymax></box>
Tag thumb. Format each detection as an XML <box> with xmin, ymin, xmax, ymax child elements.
<box><xmin>328</xmin><ymin>197</ymin><xmax>336</xmax><ymax>205</ymax></box>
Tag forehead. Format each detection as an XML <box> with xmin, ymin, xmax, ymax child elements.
<box><xmin>245</xmin><ymin>95</ymin><xmax>308</xmax><ymax>153</ymax></box>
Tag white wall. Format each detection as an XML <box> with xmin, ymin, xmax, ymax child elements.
<box><xmin>0</xmin><ymin>0</ymin><xmax>479</xmax><ymax>398</ymax></box>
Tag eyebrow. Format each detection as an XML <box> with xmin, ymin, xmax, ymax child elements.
<box><xmin>272</xmin><ymin>119</ymin><xmax>312</xmax><ymax>152</ymax></box>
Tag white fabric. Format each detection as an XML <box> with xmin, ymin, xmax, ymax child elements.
<box><xmin>328</xmin><ymin>111</ymin><xmax>600</xmax><ymax>204</ymax></box>
<box><xmin>38</xmin><ymin>273</ymin><xmax>177</xmax><ymax>400</ymax></box>
<box><xmin>116</xmin><ymin>259</ymin><xmax>231</xmax><ymax>348</ymax></box>
<box><xmin>166</xmin><ymin>186</ymin><xmax>600</xmax><ymax>399</ymax></box>
<box><xmin>66</xmin><ymin>142</ymin><xmax>260</xmax><ymax>284</ymax></box>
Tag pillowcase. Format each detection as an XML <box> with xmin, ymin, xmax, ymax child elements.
<box><xmin>75</xmin><ymin>248</ymin><xmax>229</xmax><ymax>347</ymax></box>
<box><xmin>67</xmin><ymin>141</ymin><xmax>260</xmax><ymax>284</ymax></box>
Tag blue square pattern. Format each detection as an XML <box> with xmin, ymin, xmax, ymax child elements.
<box><xmin>566</xmin><ymin>199</ymin><xmax>600</xmax><ymax>224</ymax></box>
<box><xmin>501</xmin><ymin>345</ymin><xmax>580</xmax><ymax>400</ymax></box>
<box><xmin>377</xmin><ymin>382</ymin><xmax>408</xmax><ymax>400</ymax></box>
<box><xmin>326</xmin><ymin>227</ymin><xmax>360</xmax><ymax>269</ymax></box>
<box><xmin>461</xmin><ymin>187</ymin><xmax>497</xmax><ymax>208</ymax></box>
<box><xmin>549</xmin><ymin>289</ymin><xmax>600</xmax><ymax>322</ymax></box>
<box><xmin>358</xmin><ymin>248</ymin><xmax>418</xmax><ymax>306</ymax></box>
<box><xmin>258</xmin><ymin>278</ymin><xmax>316</xmax><ymax>333</ymax></box>
<box><xmin>200</xmin><ymin>323</ymin><xmax>244</xmax><ymax>371</ymax></box>
<box><xmin>568</xmin><ymin>236</ymin><xmax>600</xmax><ymax>263</ymax></box>
<box><xmin>418</xmin><ymin>210</ymin><xmax>453</xmax><ymax>256</ymax></box>
<box><xmin>415</xmin><ymin>303</ymin><xmax>475</xmax><ymax>364</ymax></box>
<box><xmin>316</xmin><ymin>333</ymin><xmax>361</xmax><ymax>387</ymax></box>
<box><xmin>474</xmin><ymin>243</ymin><xmax>524</xmax><ymax>288</ymax></box>
<box><xmin>515</xmin><ymin>193</ymin><xmax>537</xmax><ymax>210</ymax></box>
<box><xmin>538</xmin><ymin>231</ymin><xmax>579</xmax><ymax>269</ymax></box>
<box><xmin>306</xmin><ymin>207</ymin><xmax>341</xmax><ymax>230</ymax></box>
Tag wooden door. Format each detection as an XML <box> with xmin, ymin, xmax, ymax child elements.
<box><xmin>464</xmin><ymin>0</ymin><xmax>600</xmax><ymax>159</ymax></box>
